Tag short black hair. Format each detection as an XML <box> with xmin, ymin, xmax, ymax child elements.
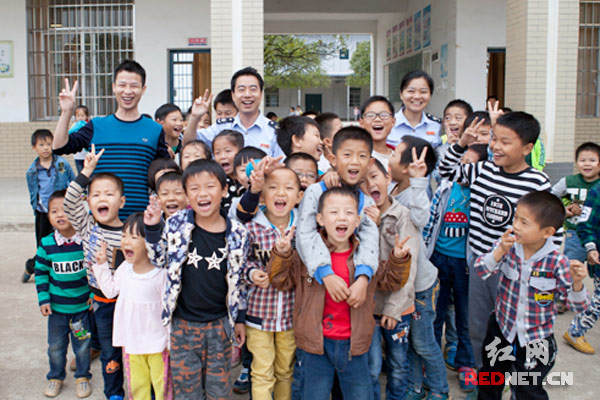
<box><xmin>154</xmin><ymin>103</ymin><xmax>183</xmax><ymax>121</ymax></box>
<box><xmin>276</xmin><ymin>116</ymin><xmax>321</xmax><ymax>156</ymax></box>
<box><xmin>156</xmin><ymin>171</ymin><xmax>183</xmax><ymax>192</ymax></box>
<box><xmin>331</xmin><ymin>126</ymin><xmax>373</xmax><ymax>155</ymax></box>
<box><xmin>444</xmin><ymin>99</ymin><xmax>473</xmax><ymax>116</ymax></box>
<box><xmin>517</xmin><ymin>191</ymin><xmax>565</xmax><ymax>231</ymax></box>
<box><xmin>575</xmin><ymin>142</ymin><xmax>600</xmax><ymax>161</ymax></box>
<box><xmin>302</xmin><ymin>110</ymin><xmax>318</xmax><ymax>118</ymax></box>
<box><xmin>465</xmin><ymin>144</ymin><xmax>489</xmax><ymax>163</ymax></box>
<box><xmin>214</xmin><ymin>89</ymin><xmax>235</xmax><ymax>109</ymax></box>
<box><xmin>75</xmin><ymin>105</ymin><xmax>89</xmax><ymax>117</ymax></box>
<box><xmin>317</xmin><ymin>186</ymin><xmax>359</xmax><ymax>214</ymax></box>
<box><xmin>114</xmin><ymin>59</ymin><xmax>146</xmax><ymax>86</ymax></box>
<box><xmin>360</xmin><ymin>95</ymin><xmax>395</xmax><ymax>116</ymax></box>
<box><xmin>398</xmin><ymin>135</ymin><xmax>438</xmax><ymax>175</ymax></box>
<box><xmin>314</xmin><ymin>112</ymin><xmax>341</xmax><ymax>140</ymax></box>
<box><xmin>31</xmin><ymin>129</ymin><xmax>53</xmax><ymax>146</ymax></box>
<box><xmin>487</xmin><ymin>95</ymin><xmax>499</xmax><ymax>102</ymax></box>
<box><xmin>266</xmin><ymin>111</ymin><xmax>278</xmax><ymax>120</ymax></box>
<box><xmin>464</xmin><ymin>111</ymin><xmax>491</xmax><ymax>129</ymax></box>
<box><xmin>123</xmin><ymin>212</ymin><xmax>145</xmax><ymax>238</ymax></box>
<box><xmin>284</xmin><ymin>152</ymin><xmax>318</xmax><ymax>174</ymax></box>
<box><xmin>182</xmin><ymin>159</ymin><xmax>227</xmax><ymax>191</ymax></box>
<box><xmin>213</xmin><ymin>130</ymin><xmax>244</xmax><ymax>152</ymax></box>
<box><xmin>231</xmin><ymin>66</ymin><xmax>264</xmax><ymax>92</ymax></box>
<box><xmin>495</xmin><ymin>111</ymin><xmax>540</xmax><ymax>145</ymax></box>
<box><xmin>400</xmin><ymin>70</ymin><xmax>434</xmax><ymax>95</ymax></box>
<box><xmin>266</xmin><ymin>167</ymin><xmax>302</xmax><ymax>191</ymax></box>
<box><xmin>181</xmin><ymin>140</ymin><xmax>212</xmax><ymax>160</ymax></box>
<box><xmin>233</xmin><ymin>146</ymin><xmax>267</xmax><ymax>171</ymax></box>
<box><xmin>89</xmin><ymin>172</ymin><xmax>124</xmax><ymax>196</ymax></box>
<box><xmin>371</xmin><ymin>158</ymin><xmax>389</xmax><ymax>176</ymax></box>
<box><xmin>147</xmin><ymin>158</ymin><xmax>181</xmax><ymax>192</ymax></box>
<box><xmin>48</xmin><ymin>189</ymin><xmax>67</xmax><ymax>208</ymax></box>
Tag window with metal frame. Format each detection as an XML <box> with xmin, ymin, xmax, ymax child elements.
<box><xmin>578</xmin><ymin>0</ymin><xmax>600</xmax><ymax>117</ymax></box>
<box><xmin>349</xmin><ymin>87</ymin><xmax>361</xmax><ymax>107</ymax></box>
<box><xmin>265</xmin><ymin>88</ymin><xmax>279</xmax><ymax>107</ymax></box>
<box><xmin>27</xmin><ymin>0</ymin><xmax>134</xmax><ymax>121</ymax></box>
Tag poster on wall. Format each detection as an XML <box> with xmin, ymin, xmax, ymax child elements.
<box><xmin>386</xmin><ymin>29</ymin><xmax>392</xmax><ymax>61</ymax></box>
<box><xmin>399</xmin><ymin>21</ymin><xmax>405</xmax><ymax>56</ymax></box>
<box><xmin>440</xmin><ymin>43</ymin><xmax>448</xmax><ymax>79</ymax></box>
<box><xmin>423</xmin><ymin>5</ymin><xmax>432</xmax><ymax>48</ymax></box>
<box><xmin>414</xmin><ymin>10</ymin><xmax>421</xmax><ymax>51</ymax></box>
<box><xmin>406</xmin><ymin>16</ymin><xmax>413</xmax><ymax>54</ymax></box>
<box><xmin>392</xmin><ymin>25</ymin><xmax>399</xmax><ymax>59</ymax></box>
<box><xmin>0</xmin><ymin>41</ymin><xmax>13</xmax><ymax>78</ymax></box>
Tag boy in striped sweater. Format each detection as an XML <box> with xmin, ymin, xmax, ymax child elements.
<box><xmin>64</xmin><ymin>145</ymin><xmax>126</xmax><ymax>399</ymax></box>
<box><xmin>35</xmin><ymin>190</ymin><xmax>92</xmax><ymax>398</ymax></box>
<box><xmin>438</xmin><ymin>111</ymin><xmax>554</xmax><ymax>378</ymax></box>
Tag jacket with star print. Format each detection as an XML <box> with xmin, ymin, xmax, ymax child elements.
<box><xmin>144</xmin><ymin>208</ymin><xmax>250</xmax><ymax>341</ymax></box>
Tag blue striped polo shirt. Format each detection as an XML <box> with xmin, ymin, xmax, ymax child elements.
<box><xmin>55</xmin><ymin>114</ymin><xmax>170</xmax><ymax>219</ymax></box>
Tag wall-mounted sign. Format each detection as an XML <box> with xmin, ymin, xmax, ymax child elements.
<box><xmin>0</xmin><ymin>41</ymin><xmax>13</xmax><ymax>78</ymax></box>
<box><xmin>188</xmin><ymin>37</ymin><xmax>208</xmax><ymax>46</ymax></box>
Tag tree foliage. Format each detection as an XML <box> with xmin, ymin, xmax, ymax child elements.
<box><xmin>264</xmin><ymin>35</ymin><xmax>346</xmax><ymax>89</ymax></box>
<box><xmin>346</xmin><ymin>41</ymin><xmax>370</xmax><ymax>87</ymax></box>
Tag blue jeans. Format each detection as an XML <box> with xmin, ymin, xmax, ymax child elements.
<box><xmin>291</xmin><ymin>348</ymin><xmax>304</xmax><ymax>400</ymax></box>
<box><xmin>47</xmin><ymin>310</ymin><xmax>91</xmax><ymax>381</ymax></box>
<box><xmin>569</xmin><ymin>267</ymin><xmax>600</xmax><ymax>337</ymax></box>
<box><xmin>430</xmin><ymin>250</ymin><xmax>475</xmax><ymax>368</ymax></box>
<box><xmin>303</xmin><ymin>338</ymin><xmax>372</xmax><ymax>400</ymax></box>
<box><xmin>93</xmin><ymin>300</ymin><xmax>124</xmax><ymax>398</ymax></box>
<box><xmin>564</xmin><ymin>230</ymin><xmax>587</xmax><ymax>262</ymax></box>
<box><xmin>444</xmin><ymin>304</ymin><xmax>458</xmax><ymax>346</ymax></box>
<box><xmin>407</xmin><ymin>280</ymin><xmax>449</xmax><ymax>394</ymax></box>
<box><xmin>368</xmin><ymin>315</ymin><xmax>411</xmax><ymax>400</ymax></box>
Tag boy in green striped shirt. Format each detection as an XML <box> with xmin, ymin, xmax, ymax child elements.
<box><xmin>35</xmin><ymin>190</ymin><xmax>92</xmax><ymax>399</ymax></box>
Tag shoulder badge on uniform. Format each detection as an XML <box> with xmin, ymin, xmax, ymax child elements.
<box><xmin>268</xmin><ymin>120</ymin><xmax>279</xmax><ymax>129</ymax></box>
<box><xmin>425</xmin><ymin>113</ymin><xmax>442</xmax><ymax>124</ymax></box>
<box><xmin>217</xmin><ymin>117</ymin><xmax>235</xmax><ymax>124</ymax></box>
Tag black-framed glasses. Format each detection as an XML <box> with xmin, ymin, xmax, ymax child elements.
<box><xmin>363</xmin><ymin>111</ymin><xmax>392</xmax><ymax>121</ymax></box>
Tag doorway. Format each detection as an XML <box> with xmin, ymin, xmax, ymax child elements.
<box><xmin>487</xmin><ymin>48</ymin><xmax>506</xmax><ymax>108</ymax></box>
<box><xmin>169</xmin><ymin>50</ymin><xmax>211</xmax><ymax>112</ymax></box>
<box><xmin>305</xmin><ymin>94</ymin><xmax>323</xmax><ymax>113</ymax></box>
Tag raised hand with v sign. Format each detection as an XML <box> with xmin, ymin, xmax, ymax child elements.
<box><xmin>408</xmin><ymin>146</ymin><xmax>429</xmax><ymax>178</ymax></box>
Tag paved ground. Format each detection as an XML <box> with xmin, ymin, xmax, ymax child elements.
<box><xmin>1</xmin><ymin>178</ymin><xmax>597</xmax><ymax>399</ymax></box>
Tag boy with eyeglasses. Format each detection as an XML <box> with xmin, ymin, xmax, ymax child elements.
<box><xmin>359</xmin><ymin>95</ymin><xmax>397</xmax><ymax>172</ymax></box>
<box><xmin>284</xmin><ymin>152</ymin><xmax>319</xmax><ymax>191</ymax></box>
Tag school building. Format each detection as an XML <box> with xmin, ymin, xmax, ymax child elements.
<box><xmin>0</xmin><ymin>0</ymin><xmax>596</xmax><ymax>181</ymax></box>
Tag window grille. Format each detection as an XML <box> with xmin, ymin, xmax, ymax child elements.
<box><xmin>265</xmin><ymin>88</ymin><xmax>279</xmax><ymax>107</ymax></box>
<box><xmin>349</xmin><ymin>87</ymin><xmax>361</xmax><ymax>107</ymax></box>
<box><xmin>578</xmin><ymin>0</ymin><xmax>600</xmax><ymax>117</ymax></box>
<box><xmin>27</xmin><ymin>0</ymin><xmax>134</xmax><ymax>120</ymax></box>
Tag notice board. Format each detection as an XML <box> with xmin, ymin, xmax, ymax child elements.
<box><xmin>388</xmin><ymin>54</ymin><xmax>422</xmax><ymax>102</ymax></box>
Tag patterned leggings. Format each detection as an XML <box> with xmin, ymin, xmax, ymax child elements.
<box><xmin>123</xmin><ymin>349</ymin><xmax>172</xmax><ymax>400</ymax></box>
<box><xmin>569</xmin><ymin>274</ymin><xmax>600</xmax><ymax>337</ymax></box>
<box><xmin>170</xmin><ymin>317</ymin><xmax>232</xmax><ymax>400</ymax></box>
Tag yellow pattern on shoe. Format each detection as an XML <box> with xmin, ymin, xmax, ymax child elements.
<box><xmin>44</xmin><ymin>379</ymin><xmax>63</xmax><ymax>398</ymax></box>
<box><xmin>563</xmin><ymin>331</ymin><xmax>595</xmax><ymax>354</ymax></box>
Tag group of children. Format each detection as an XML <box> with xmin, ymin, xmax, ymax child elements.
<box><xmin>25</xmin><ymin>61</ymin><xmax>600</xmax><ymax>400</ymax></box>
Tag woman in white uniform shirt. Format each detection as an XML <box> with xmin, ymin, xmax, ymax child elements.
<box><xmin>388</xmin><ymin>70</ymin><xmax>441</xmax><ymax>149</ymax></box>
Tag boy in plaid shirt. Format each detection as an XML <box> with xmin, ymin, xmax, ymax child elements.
<box><xmin>474</xmin><ymin>191</ymin><xmax>588</xmax><ymax>400</ymax></box>
<box><xmin>243</xmin><ymin>167</ymin><xmax>303</xmax><ymax>399</ymax></box>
